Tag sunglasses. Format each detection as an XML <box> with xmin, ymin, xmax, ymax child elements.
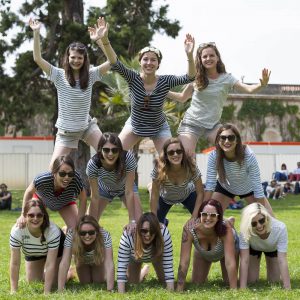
<box><xmin>27</xmin><ymin>213</ymin><xmax>44</xmax><ymax>219</ymax></box>
<box><xmin>58</xmin><ymin>171</ymin><xmax>75</xmax><ymax>178</ymax></box>
<box><xmin>198</xmin><ymin>42</ymin><xmax>216</xmax><ymax>48</ymax></box>
<box><xmin>200</xmin><ymin>212</ymin><xmax>219</xmax><ymax>218</ymax></box>
<box><xmin>79</xmin><ymin>230</ymin><xmax>97</xmax><ymax>236</ymax></box>
<box><xmin>140</xmin><ymin>95</ymin><xmax>151</xmax><ymax>111</ymax></box>
<box><xmin>140</xmin><ymin>228</ymin><xmax>152</xmax><ymax>235</ymax></box>
<box><xmin>167</xmin><ymin>149</ymin><xmax>183</xmax><ymax>156</ymax></box>
<box><xmin>219</xmin><ymin>135</ymin><xmax>236</xmax><ymax>142</ymax></box>
<box><xmin>102</xmin><ymin>147</ymin><xmax>119</xmax><ymax>154</ymax></box>
<box><xmin>139</xmin><ymin>46</ymin><xmax>162</xmax><ymax>58</ymax></box>
<box><xmin>251</xmin><ymin>217</ymin><xmax>266</xmax><ymax>227</ymax></box>
<box><xmin>69</xmin><ymin>43</ymin><xmax>86</xmax><ymax>50</ymax></box>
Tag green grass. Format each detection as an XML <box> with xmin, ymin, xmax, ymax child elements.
<box><xmin>1</xmin><ymin>190</ymin><xmax>300</xmax><ymax>299</ymax></box>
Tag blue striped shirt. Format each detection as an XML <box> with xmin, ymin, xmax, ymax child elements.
<box><xmin>117</xmin><ymin>226</ymin><xmax>174</xmax><ymax>283</ymax></box>
<box><xmin>86</xmin><ymin>152</ymin><xmax>137</xmax><ymax>197</ymax></box>
<box><xmin>34</xmin><ymin>171</ymin><xmax>84</xmax><ymax>211</ymax></box>
<box><xmin>205</xmin><ymin>146</ymin><xmax>265</xmax><ymax>198</ymax></box>
<box><xmin>151</xmin><ymin>166</ymin><xmax>201</xmax><ymax>204</ymax></box>
<box><xmin>111</xmin><ymin>60</ymin><xmax>193</xmax><ymax>136</ymax></box>
<box><xmin>10</xmin><ymin>221</ymin><xmax>61</xmax><ymax>257</ymax></box>
<box><xmin>48</xmin><ymin>66</ymin><xmax>102</xmax><ymax>131</ymax></box>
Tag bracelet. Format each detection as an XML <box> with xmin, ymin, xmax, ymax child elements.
<box><xmin>95</xmin><ymin>37</ymin><xmax>102</xmax><ymax>43</ymax></box>
<box><xmin>130</xmin><ymin>220</ymin><xmax>136</xmax><ymax>224</ymax></box>
<box><xmin>102</xmin><ymin>41</ymin><xmax>110</xmax><ymax>46</ymax></box>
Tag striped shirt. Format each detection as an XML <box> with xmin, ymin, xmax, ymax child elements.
<box><xmin>111</xmin><ymin>60</ymin><xmax>193</xmax><ymax>136</ymax></box>
<box><xmin>10</xmin><ymin>221</ymin><xmax>61</xmax><ymax>257</ymax></box>
<box><xmin>48</xmin><ymin>66</ymin><xmax>102</xmax><ymax>131</ymax></box>
<box><xmin>117</xmin><ymin>226</ymin><xmax>174</xmax><ymax>283</ymax></box>
<box><xmin>151</xmin><ymin>166</ymin><xmax>202</xmax><ymax>205</ymax></box>
<box><xmin>205</xmin><ymin>146</ymin><xmax>265</xmax><ymax>198</ymax></box>
<box><xmin>34</xmin><ymin>171</ymin><xmax>84</xmax><ymax>211</ymax></box>
<box><xmin>86</xmin><ymin>152</ymin><xmax>137</xmax><ymax>197</ymax></box>
<box><xmin>239</xmin><ymin>217</ymin><xmax>288</xmax><ymax>253</ymax></box>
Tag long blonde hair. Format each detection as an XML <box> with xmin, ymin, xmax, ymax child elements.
<box><xmin>73</xmin><ymin>215</ymin><xmax>104</xmax><ymax>265</ymax></box>
<box><xmin>134</xmin><ymin>213</ymin><xmax>163</xmax><ymax>260</ymax></box>
<box><xmin>240</xmin><ymin>203</ymin><xmax>272</xmax><ymax>242</ymax></box>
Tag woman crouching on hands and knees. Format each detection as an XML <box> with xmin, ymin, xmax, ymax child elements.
<box><xmin>239</xmin><ymin>203</ymin><xmax>290</xmax><ymax>289</ymax></box>
<box><xmin>10</xmin><ymin>199</ymin><xmax>65</xmax><ymax>294</ymax></box>
<box><xmin>177</xmin><ymin>199</ymin><xmax>238</xmax><ymax>291</ymax></box>
<box><xmin>59</xmin><ymin>215</ymin><xmax>114</xmax><ymax>291</ymax></box>
<box><xmin>117</xmin><ymin>212</ymin><xmax>174</xmax><ymax>293</ymax></box>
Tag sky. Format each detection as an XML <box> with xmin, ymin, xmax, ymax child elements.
<box><xmin>4</xmin><ymin>0</ymin><xmax>300</xmax><ymax>84</ymax></box>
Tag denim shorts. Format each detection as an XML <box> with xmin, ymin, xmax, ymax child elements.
<box><xmin>55</xmin><ymin>117</ymin><xmax>101</xmax><ymax>148</ymax></box>
<box><xmin>99</xmin><ymin>183</ymin><xmax>139</xmax><ymax>202</ymax></box>
<box><xmin>124</xmin><ymin>117</ymin><xmax>171</xmax><ymax>139</ymax></box>
<box><xmin>177</xmin><ymin>120</ymin><xmax>222</xmax><ymax>140</ymax></box>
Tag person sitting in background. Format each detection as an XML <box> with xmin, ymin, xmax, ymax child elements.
<box><xmin>266</xmin><ymin>180</ymin><xmax>284</xmax><ymax>200</ymax></box>
<box><xmin>273</xmin><ymin>163</ymin><xmax>289</xmax><ymax>182</ymax></box>
<box><xmin>0</xmin><ymin>183</ymin><xmax>12</xmax><ymax>210</ymax></box>
<box><xmin>288</xmin><ymin>162</ymin><xmax>300</xmax><ymax>182</ymax></box>
<box><xmin>283</xmin><ymin>181</ymin><xmax>294</xmax><ymax>194</ymax></box>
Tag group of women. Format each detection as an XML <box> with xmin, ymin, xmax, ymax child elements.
<box><xmin>9</xmin><ymin>16</ymin><xmax>291</xmax><ymax>294</ymax></box>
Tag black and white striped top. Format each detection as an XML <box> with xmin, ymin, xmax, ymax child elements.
<box><xmin>48</xmin><ymin>65</ymin><xmax>102</xmax><ymax>131</ymax></box>
<box><xmin>151</xmin><ymin>166</ymin><xmax>202</xmax><ymax>204</ymax></box>
<box><xmin>205</xmin><ymin>146</ymin><xmax>265</xmax><ymax>198</ymax></box>
<box><xmin>117</xmin><ymin>226</ymin><xmax>174</xmax><ymax>283</ymax></box>
<box><xmin>111</xmin><ymin>60</ymin><xmax>193</xmax><ymax>136</ymax></box>
<box><xmin>10</xmin><ymin>221</ymin><xmax>61</xmax><ymax>257</ymax></box>
<box><xmin>33</xmin><ymin>171</ymin><xmax>84</xmax><ymax>211</ymax></box>
<box><xmin>86</xmin><ymin>152</ymin><xmax>137</xmax><ymax>196</ymax></box>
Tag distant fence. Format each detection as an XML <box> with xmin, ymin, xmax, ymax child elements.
<box><xmin>1</xmin><ymin>153</ymin><xmax>300</xmax><ymax>189</ymax></box>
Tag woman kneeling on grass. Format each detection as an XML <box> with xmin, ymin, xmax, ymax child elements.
<box><xmin>239</xmin><ymin>203</ymin><xmax>290</xmax><ymax>289</ymax></box>
<box><xmin>59</xmin><ymin>215</ymin><xmax>114</xmax><ymax>291</ymax></box>
<box><xmin>117</xmin><ymin>212</ymin><xmax>174</xmax><ymax>293</ymax></box>
<box><xmin>177</xmin><ymin>199</ymin><xmax>238</xmax><ymax>290</ymax></box>
<box><xmin>10</xmin><ymin>199</ymin><xmax>64</xmax><ymax>294</ymax></box>
<box><xmin>150</xmin><ymin>137</ymin><xmax>204</xmax><ymax>227</ymax></box>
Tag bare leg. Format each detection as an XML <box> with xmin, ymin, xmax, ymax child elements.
<box><xmin>121</xmin><ymin>193</ymin><xmax>143</xmax><ymax>221</ymax></box>
<box><xmin>49</xmin><ymin>146</ymin><xmax>73</xmax><ymax>170</ymax></box>
<box><xmin>85</xmin><ymin>129</ymin><xmax>102</xmax><ymax>152</ymax></box>
<box><xmin>152</xmin><ymin>136</ymin><xmax>171</xmax><ymax>154</ymax></box>
<box><xmin>91</xmin><ymin>263</ymin><xmax>106</xmax><ymax>283</ymax></box>
<box><xmin>266</xmin><ymin>256</ymin><xmax>281</xmax><ymax>282</ymax></box>
<box><xmin>191</xmin><ymin>249</ymin><xmax>211</xmax><ymax>283</ymax></box>
<box><xmin>25</xmin><ymin>259</ymin><xmax>46</xmax><ymax>282</ymax></box>
<box><xmin>119</xmin><ymin>128</ymin><xmax>143</xmax><ymax>151</ymax></box>
<box><xmin>88</xmin><ymin>198</ymin><xmax>109</xmax><ymax>221</ymax></box>
<box><xmin>210</xmin><ymin>192</ymin><xmax>233</xmax><ymax>213</ymax></box>
<box><xmin>178</xmin><ymin>133</ymin><xmax>198</xmax><ymax>157</ymax></box>
<box><xmin>207</xmin><ymin>126</ymin><xmax>221</xmax><ymax>145</ymax></box>
<box><xmin>58</xmin><ymin>204</ymin><xmax>78</xmax><ymax>230</ymax></box>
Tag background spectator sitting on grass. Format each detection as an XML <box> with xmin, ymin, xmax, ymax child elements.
<box><xmin>266</xmin><ymin>180</ymin><xmax>284</xmax><ymax>200</ymax></box>
<box><xmin>0</xmin><ymin>183</ymin><xmax>12</xmax><ymax>210</ymax></box>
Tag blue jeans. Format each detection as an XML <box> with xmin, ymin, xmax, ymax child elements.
<box><xmin>157</xmin><ymin>191</ymin><xmax>197</xmax><ymax>224</ymax></box>
<box><xmin>274</xmin><ymin>171</ymin><xmax>287</xmax><ymax>182</ymax></box>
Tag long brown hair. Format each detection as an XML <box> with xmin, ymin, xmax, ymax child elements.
<box><xmin>62</xmin><ymin>42</ymin><xmax>90</xmax><ymax>90</ymax></box>
<box><xmin>195</xmin><ymin>44</ymin><xmax>226</xmax><ymax>91</ymax></box>
<box><xmin>23</xmin><ymin>199</ymin><xmax>50</xmax><ymax>243</ymax></box>
<box><xmin>96</xmin><ymin>132</ymin><xmax>126</xmax><ymax>180</ymax></box>
<box><xmin>134</xmin><ymin>212</ymin><xmax>163</xmax><ymax>260</ymax></box>
<box><xmin>215</xmin><ymin>123</ymin><xmax>246</xmax><ymax>183</ymax></box>
<box><xmin>72</xmin><ymin>215</ymin><xmax>104</xmax><ymax>265</ymax></box>
<box><xmin>156</xmin><ymin>137</ymin><xmax>196</xmax><ymax>186</ymax></box>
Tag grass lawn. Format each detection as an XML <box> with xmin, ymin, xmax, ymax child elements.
<box><xmin>0</xmin><ymin>189</ymin><xmax>300</xmax><ymax>299</ymax></box>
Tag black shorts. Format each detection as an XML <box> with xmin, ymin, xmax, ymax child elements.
<box><xmin>25</xmin><ymin>229</ymin><xmax>65</xmax><ymax>261</ymax></box>
<box><xmin>249</xmin><ymin>246</ymin><xmax>278</xmax><ymax>258</ymax></box>
<box><xmin>215</xmin><ymin>181</ymin><xmax>254</xmax><ymax>199</ymax></box>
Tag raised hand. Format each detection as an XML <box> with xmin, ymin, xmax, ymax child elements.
<box><xmin>184</xmin><ymin>33</ymin><xmax>195</xmax><ymax>55</ymax></box>
<box><xmin>88</xmin><ymin>16</ymin><xmax>109</xmax><ymax>41</ymax></box>
<box><xmin>29</xmin><ymin>18</ymin><xmax>41</xmax><ymax>31</ymax></box>
<box><xmin>260</xmin><ymin>68</ymin><xmax>271</xmax><ymax>87</ymax></box>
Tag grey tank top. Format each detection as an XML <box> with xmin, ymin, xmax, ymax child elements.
<box><xmin>190</xmin><ymin>228</ymin><xmax>224</xmax><ymax>262</ymax></box>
